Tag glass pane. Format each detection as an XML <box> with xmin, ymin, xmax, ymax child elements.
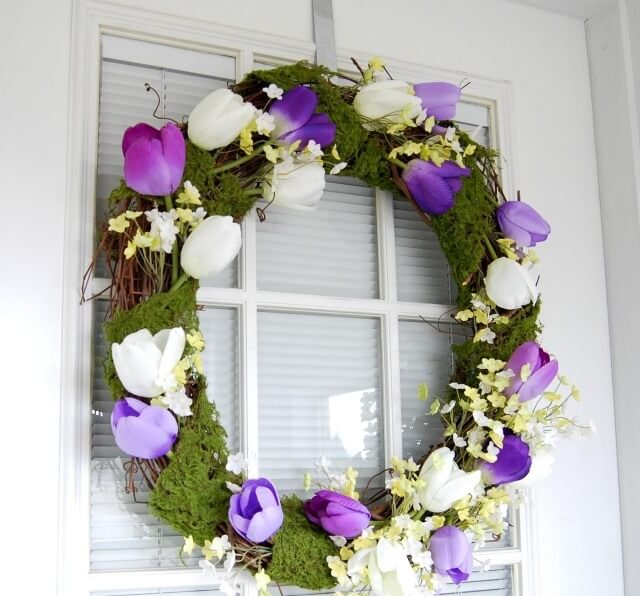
<box><xmin>441</xmin><ymin>566</ymin><xmax>513</xmax><ymax>595</ymax></box>
<box><xmin>456</xmin><ymin>101</ymin><xmax>491</xmax><ymax>148</ymax></box>
<box><xmin>90</xmin><ymin>302</ymin><xmax>239</xmax><ymax>570</ymax></box>
<box><xmin>257</xmin><ymin>311</ymin><xmax>383</xmax><ymax>493</ymax></box>
<box><xmin>398</xmin><ymin>319</ymin><xmax>452</xmax><ymax>461</ymax></box>
<box><xmin>257</xmin><ymin>178</ymin><xmax>379</xmax><ymax>299</ymax></box>
<box><xmin>394</xmin><ymin>199</ymin><xmax>452</xmax><ymax>304</ymax></box>
<box><xmin>95</xmin><ymin>57</ymin><xmax>238</xmax><ymax>288</ymax></box>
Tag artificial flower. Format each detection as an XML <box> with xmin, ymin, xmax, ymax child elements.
<box><xmin>352</xmin><ymin>79</ymin><xmax>422</xmax><ymax>126</ymax></box>
<box><xmin>188</xmin><ymin>88</ymin><xmax>256</xmax><ymax>151</ymax></box>
<box><xmin>269</xmin><ymin>85</ymin><xmax>336</xmax><ymax>147</ymax></box>
<box><xmin>511</xmin><ymin>446</ymin><xmax>555</xmax><ymax>487</ymax></box>
<box><xmin>304</xmin><ymin>490</ymin><xmax>371</xmax><ymax>538</ymax></box>
<box><xmin>111</xmin><ymin>327</ymin><xmax>186</xmax><ymax>398</ymax></box>
<box><xmin>177</xmin><ymin>180</ymin><xmax>202</xmax><ymax>206</ymax></box>
<box><xmin>161</xmin><ymin>386</ymin><xmax>193</xmax><ymax>417</ymax></box>
<box><xmin>226</xmin><ymin>452</ymin><xmax>248</xmax><ymax>475</ymax></box>
<box><xmin>484</xmin><ymin>257</ymin><xmax>539</xmax><ymax>310</ymax></box>
<box><xmin>122</xmin><ymin>122</ymin><xmax>185</xmax><ymax>196</ymax></box>
<box><xmin>262</xmin><ymin>83</ymin><xmax>284</xmax><ymax>100</ymax></box>
<box><xmin>428</xmin><ymin>525</ymin><xmax>473</xmax><ymax>584</ymax></box>
<box><xmin>496</xmin><ymin>200</ymin><xmax>550</xmax><ymax>247</ymax></box>
<box><xmin>228</xmin><ymin>478</ymin><xmax>284</xmax><ymax>543</ymax></box>
<box><xmin>145</xmin><ymin>208</ymin><xmax>178</xmax><ymax>253</ymax></box>
<box><xmin>263</xmin><ymin>157</ymin><xmax>326</xmax><ymax>211</ymax></box>
<box><xmin>417</xmin><ymin>447</ymin><xmax>481</xmax><ymax>513</ymax></box>
<box><xmin>504</xmin><ymin>341</ymin><xmax>559</xmax><ymax>402</ymax></box>
<box><xmin>413</xmin><ymin>82</ymin><xmax>461</xmax><ymax>120</ymax></box>
<box><xmin>479</xmin><ymin>431</ymin><xmax>532</xmax><ymax>485</ymax></box>
<box><xmin>401</xmin><ymin>158</ymin><xmax>470</xmax><ymax>215</ymax></box>
<box><xmin>110</xmin><ymin>397</ymin><xmax>178</xmax><ymax>459</ymax></box>
<box><xmin>180</xmin><ymin>215</ymin><xmax>242</xmax><ymax>279</ymax></box>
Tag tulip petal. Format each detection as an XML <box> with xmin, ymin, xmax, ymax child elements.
<box><xmin>122</xmin><ymin>123</ymin><xmax>160</xmax><ymax>155</ymax></box>
<box><xmin>518</xmin><ymin>359</ymin><xmax>559</xmax><ymax>402</ymax></box>
<box><xmin>112</xmin><ymin>341</ymin><xmax>163</xmax><ymax>397</ymax></box>
<box><xmin>154</xmin><ymin>327</ymin><xmax>186</xmax><ymax>382</ymax></box>
<box><xmin>159</xmin><ymin>123</ymin><xmax>186</xmax><ymax>193</ymax></box>
<box><xmin>413</xmin><ymin>82</ymin><xmax>461</xmax><ymax>120</ymax></box>
<box><xmin>124</xmin><ymin>137</ymin><xmax>174</xmax><ymax>196</ymax></box>
<box><xmin>504</xmin><ymin>341</ymin><xmax>540</xmax><ymax>396</ymax></box>
<box><xmin>245</xmin><ymin>505</ymin><xmax>284</xmax><ymax>543</ymax></box>
<box><xmin>113</xmin><ymin>405</ymin><xmax>177</xmax><ymax>459</ymax></box>
<box><xmin>320</xmin><ymin>512</ymin><xmax>369</xmax><ymax>538</ymax></box>
<box><xmin>270</xmin><ymin>86</ymin><xmax>318</xmax><ymax>138</ymax></box>
<box><xmin>497</xmin><ymin>201</ymin><xmax>550</xmax><ymax>247</ymax></box>
<box><xmin>430</xmin><ymin>469</ymin><xmax>480</xmax><ymax>512</ymax></box>
<box><xmin>279</xmin><ymin>112</ymin><xmax>337</xmax><ymax>148</ymax></box>
<box><xmin>481</xmin><ymin>432</ymin><xmax>532</xmax><ymax>485</ymax></box>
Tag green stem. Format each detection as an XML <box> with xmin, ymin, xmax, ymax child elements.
<box><xmin>245</xmin><ymin>188</ymin><xmax>264</xmax><ymax>197</ymax></box>
<box><xmin>212</xmin><ymin>145</ymin><xmax>266</xmax><ymax>175</ymax></box>
<box><xmin>386</xmin><ymin>156</ymin><xmax>407</xmax><ymax>169</ymax></box>
<box><xmin>483</xmin><ymin>234</ymin><xmax>498</xmax><ymax>261</ymax></box>
<box><xmin>164</xmin><ymin>195</ymin><xmax>179</xmax><ymax>284</ymax></box>
<box><xmin>169</xmin><ymin>272</ymin><xmax>189</xmax><ymax>294</ymax></box>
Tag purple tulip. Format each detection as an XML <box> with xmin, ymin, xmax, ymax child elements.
<box><xmin>122</xmin><ymin>122</ymin><xmax>186</xmax><ymax>196</ymax></box>
<box><xmin>304</xmin><ymin>490</ymin><xmax>371</xmax><ymax>538</ymax></box>
<box><xmin>269</xmin><ymin>86</ymin><xmax>336</xmax><ymax>148</ymax></box>
<box><xmin>505</xmin><ymin>341</ymin><xmax>559</xmax><ymax>402</ymax></box>
<box><xmin>413</xmin><ymin>82</ymin><xmax>461</xmax><ymax>120</ymax></box>
<box><xmin>429</xmin><ymin>525</ymin><xmax>473</xmax><ymax>585</ymax></box>
<box><xmin>229</xmin><ymin>478</ymin><xmax>284</xmax><ymax>543</ymax></box>
<box><xmin>497</xmin><ymin>201</ymin><xmax>551</xmax><ymax>247</ymax></box>
<box><xmin>111</xmin><ymin>397</ymin><xmax>178</xmax><ymax>459</ymax></box>
<box><xmin>480</xmin><ymin>431</ymin><xmax>532</xmax><ymax>485</ymax></box>
<box><xmin>402</xmin><ymin>159</ymin><xmax>470</xmax><ymax>215</ymax></box>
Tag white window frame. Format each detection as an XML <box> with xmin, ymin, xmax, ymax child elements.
<box><xmin>58</xmin><ymin>2</ymin><xmax>533</xmax><ymax>595</ymax></box>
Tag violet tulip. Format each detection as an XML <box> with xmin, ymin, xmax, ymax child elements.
<box><xmin>504</xmin><ymin>341</ymin><xmax>558</xmax><ymax>402</ymax></box>
<box><xmin>429</xmin><ymin>525</ymin><xmax>473</xmax><ymax>585</ymax></box>
<box><xmin>413</xmin><ymin>82</ymin><xmax>461</xmax><ymax>120</ymax></box>
<box><xmin>401</xmin><ymin>159</ymin><xmax>470</xmax><ymax>215</ymax></box>
<box><xmin>229</xmin><ymin>478</ymin><xmax>284</xmax><ymax>543</ymax></box>
<box><xmin>480</xmin><ymin>431</ymin><xmax>532</xmax><ymax>485</ymax></box>
<box><xmin>269</xmin><ymin>86</ymin><xmax>336</xmax><ymax>148</ymax></box>
<box><xmin>304</xmin><ymin>490</ymin><xmax>371</xmax><ymax>538</ymax></box>
<box><xmin>111</xmin><ymin>397</ymin><xmax>178</xmax><ymax>459</ymax></box>
<box><xmin>497</xmin><ymin>201</ymin><xmax>550</xmax><ymax>247</ymax></box>
<box><xmin>122</xmin><ymin>122</ymin><xmax>185</xmax><ymax>196</ymax></box>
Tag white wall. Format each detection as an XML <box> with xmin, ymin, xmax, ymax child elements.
<box><xmin>0</xmin><ymin>0</ymin><xmax>623</xmax><ymax>594</ymax></box>
<box><xmin>587</xmin><ymin>2</ymin><xmax>640</xmax><ymax>594</ymax></box>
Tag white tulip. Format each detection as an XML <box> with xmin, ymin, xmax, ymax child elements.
<box><xmin>111</xmin><ymin>327</ymin><xmax>185</xmax><ymax>398</ymax></box>
<box><xmin>180</xmin><ymin>215</ymin><xmax>242</xmax><ymax>279</ymax></box>
<box><xmin>264</xmin><ymin>158</ymin><xmax>326</xmax><ymax>211</ymax></box>
<box><xmin>417</xmin><ymin>447</ymin><xmax>481</xmax><ymax>513</ymax></box>
<box><xmin>188</xmin><ymin>88</ymin><xmax>256</xmax><ymax>151</ymax></box>
<box><xmin>348</xmin><ymin>539</ymin><xmax>417</xmax><ymax>596</ymax></box>
<box><xmin>484</xmin><ymin>257</ymin><xmax>539</xmax><ymax>310</ymax></box>
<box><xmin>352</xmin><ymin>80</ymin><xmax>422</xmax><ymax>126</ymax></box>
<box><xmin>511</xmin><ymin>447</ymin><xmax>555</xmax><ymax>487</ymax></box>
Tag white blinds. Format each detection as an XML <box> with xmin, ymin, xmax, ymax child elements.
<box><xmin>257</xmin><ymin>311</ymin><xmax>383</xmax><ymax>493</ymax></box>
<box><xmin>94</xmin><ymin>590</ymin><xmax>222</xmax><ymax>596</ymax></box>
<box><xmin>256</xmin><ymin>180</ymin><xmax>378</xmax><ymax>298</ymax></box>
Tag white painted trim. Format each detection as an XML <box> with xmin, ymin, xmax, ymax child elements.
<box><xmin>59</xmin><ymin>2</ymin><xmax>528</xmax><ymax>594</ymax></box>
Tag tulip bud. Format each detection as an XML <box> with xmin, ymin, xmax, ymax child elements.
<box><xmin>504</xmin><ymin>341</ymin><xmax>558</xmax><ymax>402</ymax></box>
<box><xmin>479</xmin><ymin>431</ymin><xmax>532</xmax><ymax>485</ymax></box>
<box><xmin>263</xmin><ymin>158</ymin><xmax>326</xmax><ymax>211</ymax></box>
<box><xmin>188</xmin><ymin>88</ymin><xmax>256</xmax><ymax>151</ymax></box>
<box><xmin>496</xmin><ymin>200</ymin><xmax>550</xmax><ymax>247</ymax></box>
<box><xmin>180</xmin><ymin>215</ymin><xmax>242</xmax><ymax>279</ymax></box>
<box><xmin>353</xmin><ymin>79</ymin><xmax>422</xmax><ymax>126</ymax></box>
<box><xmin>111</xmin><ymin>397</ymin><xmax>178</xmax><ymax>459</ymax></box>
<box><xmin>228</xmin><ymin>478</ymin><xmax>284</xmax><ymax>543</ymax></box>
<box><xmin>413</xmin><ymin>82</ymin><xmax>461</xmax><ymax>120</ymax></box>
<box><xmin>304</xmin><ymin>490</ymin><xmax>371</xmax><ymax>538</ymax></box>
<box><xmin>111</xmin><ymin>328</ymin><xmax>186</xmax><ymax>398</ymax></box>
<box><xmin>484</xmin><ymin>257</ymin><xmax>539</xmax><ymax>310</ymax></box>
<box><xmin>429</xmin><ymin>525</ymin><xmax>473</xmax><ymax>585</ymax></box>
<box><xmin>122</xmin><ymin>122</ymin><xmax>185</xmax><ymax>196</ymax></box>
<box><xmin>417</xmin><ymin>447</ymin><xmax>481</xmax><ymax>513</ymax></box>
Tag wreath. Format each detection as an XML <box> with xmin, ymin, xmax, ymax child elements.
<box><xmin>85</xmin><ymin>58</ymin><xmax>589</xmax><ymax>595</ymax></box>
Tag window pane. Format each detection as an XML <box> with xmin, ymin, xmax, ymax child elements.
<box><xmin>398</xmin><ymin>319</ymin><xmax>452</xmax><ymax>461</ymax></box>
<box><xmin>90</xmin><ymin>302</ymin><xmax>238</xmax><ymax>570</ymax></box>
<box><xmin>257</xmin><ymin>311</ymin><xmax>383</xmax><ymax>492</ymax></box>
<box><xmin>257</xmin><ymin>178</ymin><xmax>379</xmax><ymax>299</ymax></box>
<box><xmin>95</xmin><ymin>55</ymin><xmax>238</xmax><ymax>288</ymax></box>
<box><xmin>394</xmin><ymin>199</ymin><xmax>452</xmax><ymax>304</ymax></box>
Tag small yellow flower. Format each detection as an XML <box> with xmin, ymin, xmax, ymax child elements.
<box><xmin>455</xmin><ymin>309</ymin><xmax>474</xmax><ymax>322</ymax></box>
<box><xmin>418</xmin><ymin>383</ymin><xmax>429</xmax><ymax>401</ymax></box>
<box><xmin>429</xmin><ymin>400</ymin><xmax>441</xmax><ymax>415</ymax></box>
<box><xmin>239</xmin><ymin>127</ymin><xmax>254</xmax><ymax>154</ymax></box>
<box><xmin>192</xmin><ymin>352</ymin><xmax>204</xmax><ymax>375</ymax></box>
<box><xmin>264</xmin><ymin>144</ymin><xmax>280</xmax><ymax>164</ymax></box>
<box><xmin>331</xmin><ymin>145</ymin><xmax>341</xmax><ymax>160</ymax></box>
<box><xmin>124</xmin><ymin>210</ymin><xmax>143</xmax><ymax>220</ymax></box>
<box><xmin>124</xmin><ymin>240</ymin><xmax>137</xmax><ymax>260</ymax></box>
<box><xmin>464</xmin><ymin>144</ymin><xmax>477</xmax><ymax>156</ymax></box>
<box><xmin>108</xmin><ymin>213</ymin><xmax>129</xmax><ymax>233</ymax></box>
<box><xmin>176</xmin><ymin>208</ymin><xmax>194</xmax><ymax>224</ymax></box>
<box><xmin>430</xmin><ymin>515</ymin><xmax>445</xmax><ymax>530</ymax></box>
<box><xmin>339</xmin><ymin>546</ymin><xmax>354</xmax><ymax>561</ymax></box>
<box><xmin>177</xmin><ymin>181</ymin><xmax>202</xmax><ymax>206</ymax></box>
<box><xmin>520</xmin><ymin>363</ymin><xmax>532</xmax><ymax>382</ymax></box>
<box><xmin>173</xmin><ymin>358</ymin><xmax>190</xmax><ymax>386</ymax></box>
<box><xmin>182</xmin><ymin>535</ymin><xmax>196</xmax><ymax>555</ymax></box>
<box><xmin>303</xmin><ymin>472</ymin><xmax>312</xmax><ymax>491</ymax></box>
<box><xmin>368</xmin><ymin>56</ymin><xmax>385</xmax><ymax>71</ymax></box>
<box><xmin>571</xmin><ymin>385</ymin><xmax>581</xmax><ymax>401</ymax></box>
<box><xmin>186</xmin><ymin>329</ymin><xmax>205</xmax><ymax>351</ymax></box>
<box><xmin>255</xmin><ymin>569</ymin><xmax>271</xmax><ymax>594</ymax></box>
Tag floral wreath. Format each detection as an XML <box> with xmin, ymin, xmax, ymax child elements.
<box><xmin>85</xmin><ymin>58</ymin><xmax>591</xmax><ymax>595</ymax></box>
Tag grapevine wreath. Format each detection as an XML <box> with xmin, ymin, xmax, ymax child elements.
<box><xmin>85</xmin><ymin>59</ymin><xmax>590</xmax><ymax>595</ymax></box>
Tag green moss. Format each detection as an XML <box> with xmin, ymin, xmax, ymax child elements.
<box><xmin>102</xmin><ymin>282</ymin><xmax>199</xmax><ymax>399</ymax></box>
<box><xmin>149</xmin><ymin>384</ymin><xmax>234</xmax><ymax>544</ymax></box>
<box><xmin>107</xmin><ymin>179</ymin><xmax>143</xmax><ymax>209</ymax></box>
<box><xmin>268</xmin><ymin>496</ymin><xmax>338</xmax><ymax>590</ymax></box>
<box><xmin>249</xmin><ymin>61</ymin><xmax>333</xmax><ymax>91</ymax></box>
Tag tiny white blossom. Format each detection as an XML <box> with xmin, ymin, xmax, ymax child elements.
<box><xmin>487</xmin><ymin>441</ymin><xmax>500</xmax><ymax>458</ymax></box>
<box><xmin>453</xmin><ymin>433</ymin><xmax>467</xmax><ymax>448</ymax></box>
<box><xmin>255</xmin><ymin>110</ymin><xmax>276</xmax><ymax>135</ymax></box>
<box><xmin>298</xmin><ymin>139</ymin><xmax>324</xmax><ymax>161</ymax></box>
<box><xmin>416</xmin><ymin>109</ymin><xmax>428</xmax><ymax>126</ymax></box>
<box><xmin>330</xmin><ymin>535</ymin><xmax>347</xmax><ymax>548</ymax></box>
<box><xmin>226</xmin><ymin>452</ymin><xmax>248</xmax><ymax>475</ymax></box>
<box><xmin>199</xmin><ymin>559</ymin><xmax>218</xmax><ymax>577</ymax></box>
<box><xmin>191</xmin><ymin>206</ymin><xmax>207</xmax><ymax>226</ymax></box>
<box><xmin>263</xmin><ymin>83</ymin><xmax>284</xmax><ymax>100</ymax></box>
<box><xmin>145</xmin><ymin>208</ymin><xmax>179</xmax><ymax>253</ymax></box>
<box><xmin>449</xmin><ymin>382</ymin><xmax>467</xmax><ymax>390</ymax></box>
<box><xmin>226</xmin><ymin>481</ymin><xmax>242</xmax><ymax>493</ymax></box>
<box><xmin>315</xmin><ymin>455</ymin><xmax>332</xmax><ymax>476</ymax></box>
<box><xmin>330</xmin><ymin>161</ymin><xmax>348</xmax><ymax>175</ymax></box>
<box><xmin>162</xmin><ymin>387</ymin><xmax>193</xmax><ymax>417</ymax></box>
<box><xmin>445</xmin><ymin>126</ymin><xmax>456</xmax><ymax>142</ymax></box>
<box><xmin>441</xmin><ymin>400</ymin><xmax>456</xmax><ymax>414</ymax></box>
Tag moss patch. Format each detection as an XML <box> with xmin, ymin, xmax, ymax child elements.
<box><xmin>149</xmin><ymin>383</ymin><xmax>233</xmax><ymax>544</ymax></box>
<box><xmin>268</xmin><ymin>496</ymin><xmax>338</xmax><ymax>590</ymax></box>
